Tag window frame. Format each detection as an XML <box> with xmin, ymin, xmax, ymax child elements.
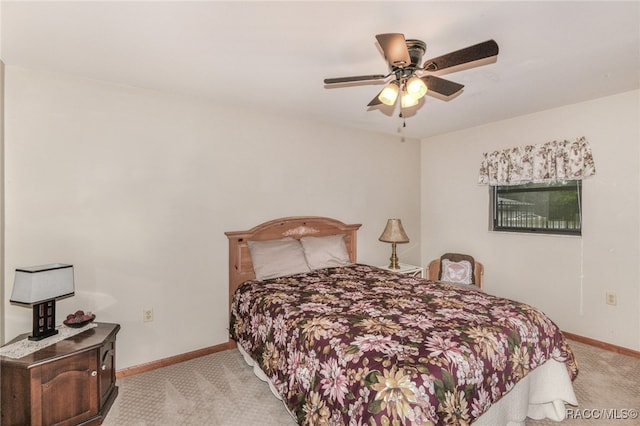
<box><xmin>490</xmin><ymin>181</ymin><xmax>582</xmax><ymax>236</ymax></box>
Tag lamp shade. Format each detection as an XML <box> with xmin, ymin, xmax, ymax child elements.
<box><xmin>378</xmin><ymin>81</ymin><xmax>400</xmax><ymax>106</ymax></box>
<box><xmin>10</xmin><ymin>263</ymin><xmax>75</xmax><ymax>306</ymax></box>
<box><xmin>401</xmin><ymin>92</ymin><xmax>419</xmax><ymax>108</ymax></box>
<box><xmin>378</xmin><ymin>219</ymin><xmax>410</xmax><ymax>243</ymax></box>
<box><xmin>406</xmin><ymin>76</ymin><xmax>428</xmax><ymax>98</ymax></box>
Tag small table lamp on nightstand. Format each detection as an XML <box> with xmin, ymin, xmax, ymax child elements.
<box><xmin>10</xmin><ymin>263</ymin><xmax>75</xmax><ymax>341</ymax></box>
<box><xmin>379</xmin><ymin>219</ymin><xmax>410</xmax><ymax>270</ymax></box>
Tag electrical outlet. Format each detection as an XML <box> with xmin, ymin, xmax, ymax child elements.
<box><xmin>143</xmin><ymin>308</ymin><xmax>154</xmax><ymax>322</ymax></box>
<box><xmin>605</xmin><ymin>292</ymin><xmax>617</xmax><ymax>306</ymax></box>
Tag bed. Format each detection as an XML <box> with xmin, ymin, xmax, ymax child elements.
<box><xmin>226</xmin><ymin>216</ymin><xmax>578</xmax><ymax>425</ymax></box>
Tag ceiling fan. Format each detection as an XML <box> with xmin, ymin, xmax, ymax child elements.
<box><xmin>324</xmin><ymin>33</ymin><xmax>499</xmax><ymax>111</ymax></box>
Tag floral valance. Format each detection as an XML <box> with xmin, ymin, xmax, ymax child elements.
<box><xmin>478</xmin><ymin>136</ymin><xmax>596</xmax><ymax>186</ymax></box>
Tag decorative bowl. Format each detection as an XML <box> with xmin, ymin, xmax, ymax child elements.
<box><xmin>64</xmin><ymin>314</ymin><xmax>96</xmax><ymax>328</ymax></box>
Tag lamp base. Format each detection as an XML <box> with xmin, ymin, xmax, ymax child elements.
<box><xmin>28</xmin><ymin>329</ymin><xmax>59</xmax><ymax>341</ymax></box>
<box><xmin>387</xmin><ymin>242</ymin><xmax>401</xmax><ymax>269</ymax></box>
<box><xmin>29</xmin><ymin>300</ymin><xmax>58</xmax><ymax>341</ymax></box>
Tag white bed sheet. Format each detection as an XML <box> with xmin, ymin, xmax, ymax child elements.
<box><xmin>237</xmin><ymin>344</ymin><xmax>578</xmax><ymax>425</ymax></box>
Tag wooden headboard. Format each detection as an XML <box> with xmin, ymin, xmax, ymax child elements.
<box><xmin>225</xmin><ymin>216</ymin><xmax>362</xmax><ymax>313</ymax></box>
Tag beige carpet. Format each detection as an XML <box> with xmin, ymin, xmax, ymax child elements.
<box><xmin>103</xmin><ymin>349</ymin><xmax>296</xmax><ymax>426</ymax></box>
<box><xmin>103</xmin><ymin>340</ymin><xmax>639</xmax><ymax>425</ymax></box>
<box><xmin>526</xmin><ymin>340</ymin><xmax>639</xmax><ymax>426</ymax></box>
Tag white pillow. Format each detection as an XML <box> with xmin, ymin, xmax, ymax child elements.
<box><xmin>247</xmin><ymin>237</ymin><xmax>311</xmax><ymax>281</ymax></box>
<box><xmin>299</xmin><ymin>234</ymin><xmax>351</xmax><ymax>270</ymax></box>
<box><xmin>440</xmin><ymin>259</ymin><xmax>473</xmax><ymax>285</ymax></box>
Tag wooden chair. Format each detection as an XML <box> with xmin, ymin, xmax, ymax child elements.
<box><xmin>426</xmin><ymin>253</ymin><xmax>484</xmax><ymax>290</ymax></box>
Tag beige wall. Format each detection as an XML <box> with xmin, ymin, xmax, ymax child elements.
<box><xmin>5</xmin><ymin>64</ymin><xmax>638</xmax><ymax>370</ymax></box>
<box><xmin>3</xmin><ymin>67</ymin><xmax>422</xmax><ymax>368</ymax></box>
<box><xmin>1</xmin><ymin>60</ymin><xmax>4</xmax><ymax>345</ymax></box>
<box><xmin>421</xmin><ymin>90</ymin><xmax>640</xmax><ymax>351</ymax></box>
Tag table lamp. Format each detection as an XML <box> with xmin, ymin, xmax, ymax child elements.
<box><xmin>378</xmin><ymin>219</ymin><xmax>410</xmax><ymax>269</ymax></box>
<box><xmin>10</xmin><ymin>263</ymin><xmax>75</xmax><ymax>341</ymax></box>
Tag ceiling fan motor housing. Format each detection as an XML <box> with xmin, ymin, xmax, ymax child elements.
<box><xmin>392</xmin><ymin>39</ymin><xmax>426</xmax><ymax>79</ymax></box>
<box><xmin>405</xmin><ymin>39</ymin><xmax>426</xmax><ymax>67</ymax></box>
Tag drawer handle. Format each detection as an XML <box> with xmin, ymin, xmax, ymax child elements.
<box><xmin>91</xmin><ymin>370</ymin><xmax>97</xmax><ymax>377</ymax></box>
<box><xmin>101</xmin><ymin>364</ymin><xmax>107</xmax><ymax>371</ymax></box>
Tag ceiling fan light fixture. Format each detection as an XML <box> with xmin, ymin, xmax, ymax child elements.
<box><xmin>406</xmin><ymin>76</ymin><xmax>428</xmax><ymax>99</ymax></box>
<box><xmin>401</xmin><ymin>92</ymin><xmax>419</xmax><ymax>108</ymax></box>
<box><xmin>378</xmin><ymin>81</ymin><xmax>400</xmax><ymax>106</ymax></box>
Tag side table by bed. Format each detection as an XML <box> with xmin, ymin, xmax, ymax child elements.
<box><xmin>377</xmin><ymin>262</ymin><xmax>425</xmax><ymax>278</ymax></box>
<box><xmin>0</xmin><ymin>322</ymin><xmax>120</xmax><ymax>426</ymax></box>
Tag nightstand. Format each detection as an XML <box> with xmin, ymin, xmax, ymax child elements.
<box><xmin>378</xmin><ymin>263</ymin><xmax>425</xmax><ymax>278</ymax></box>
<box><xmin>1</xmin><ymin>322</ymin><xmax>120</xmax><ymax>426</ymax></box>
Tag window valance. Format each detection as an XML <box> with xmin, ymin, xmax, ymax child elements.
<box><xmin>478</xmin><ymin>136</ymin><xmax>596</xmax><ymax>186</ymax></box>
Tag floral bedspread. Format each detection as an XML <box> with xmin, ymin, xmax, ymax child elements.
<box><xmin>230</xmin><ymin>264</ymin><xmax>578</xmax><ymax>426</ymax></box>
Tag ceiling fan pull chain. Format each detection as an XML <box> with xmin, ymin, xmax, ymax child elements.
<box><xmin>399</xmin><ymin>111</ymin><xmax>406</xmax><ymax>128</ymax></box>
<box><xmin>397</xmin><ymin>111</ymin><xmax>407</xmax><ymax>142</ymax></box>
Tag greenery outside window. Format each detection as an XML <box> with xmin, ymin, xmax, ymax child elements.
<box><xmin>491</xmin><ymin>181</ymin><xmax>581</xmax><ymax>235</ymax></box>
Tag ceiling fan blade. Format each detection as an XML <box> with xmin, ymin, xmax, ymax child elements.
<box><xmin>376</xmin><ymin>33</ymin><xmax>411</xmax><ymax>67</ymax></box>
<box><xmin>367</xmin><ymin>90</ymin><xmax>384</xmax><ymax>107</ymax></box>
<box><xmin>422</xmin><ymin>75</ymin><xmax>464</xmax><ymax>97</ymax></box>
<box><xmin>367</xmin><ymin>97</ymin><xmax>383</xmax><ymax>107</ymax></box>
<box><xmin>423</xmin><ymin>39</ymin><xmax>499</xmax><ymax>72</ymax></box>
<box><xmin>324</xmin><ymin>74</ymin><xmax>386</xmax><ymax>84</ymax></box>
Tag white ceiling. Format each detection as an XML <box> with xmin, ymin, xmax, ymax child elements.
<box><xmin>2</xmin><ymin>1</ymin><xmax>639</xmax><ymax>139</ymax></box>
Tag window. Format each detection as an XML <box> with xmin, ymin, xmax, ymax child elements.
<box><xmin>491</xmin><ymin>181</ymin><xmax>582</xmax><ymax>235</ymax></box>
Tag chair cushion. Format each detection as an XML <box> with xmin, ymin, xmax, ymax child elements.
<box><xmin>439</xmin><ymin>253</ymin><xmax>476</xmax><ymax>284</ymax></box>
<box><xmin>440</xmin><ymin>259</ymin><xmax>473</xmax><ymax>285</ymax></box>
